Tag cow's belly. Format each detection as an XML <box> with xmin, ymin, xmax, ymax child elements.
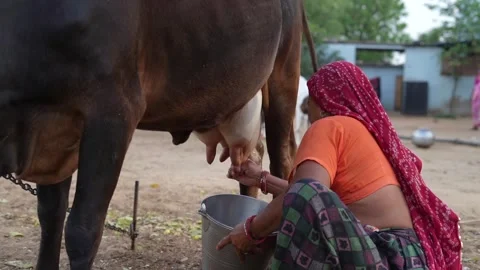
<box><xmin>193</xmin><ymin>91</ymin><xmax>262</xmax><ymax>166</ymax></box>
<box><xmin>137</xmin><ymin>1</ymin><xmax>282</xmax><ymax>131</ymax></box>
<box><xmin>13</xmin><ymin>110</ymin><xmax>82</xmax><ymax>184</ymax></box>
<box><xmin>138</xmin><ymin>85</ymin><xmax>263</xmax><ymax>131</ymax></box>
<box><xmin>138</xmin><ymin>44</ymin><xmax>275</xmax><ymax>131</ymax></box>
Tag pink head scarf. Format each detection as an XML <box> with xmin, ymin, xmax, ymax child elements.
<box><xmin>307</xmin><ymin>61</ymin><xmax>462</xmax><ymax>270</ymax></box>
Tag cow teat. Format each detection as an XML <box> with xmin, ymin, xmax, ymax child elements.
<box><xmin>170</xmin><ymin>130</ymin><xmax>192</xmax><ymax>145</ymax></box>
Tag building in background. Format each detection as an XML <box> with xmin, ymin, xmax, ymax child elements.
<box><xmin>323</xmin><ymin>41</ymin><xmax>477</xmax><ymax>116</ymax></box>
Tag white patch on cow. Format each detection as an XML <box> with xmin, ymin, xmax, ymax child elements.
<box><xmin>194</xmin><ymin>91</ymin><xmax>262</xmax><ymax>166</ymax></box>
<box><xmin>294</xmin><ymin>76</ymin><xmax>310</xmax><ymax>142</ymax></box>
<box><xmin>259</xmin><ymin>76</ymin><xmax>309</xmax><ymax>144</ymax></box>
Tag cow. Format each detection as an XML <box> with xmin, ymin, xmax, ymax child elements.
<box><xmin>0</xmin><ymin>1</ymin><xmax>318</xmax><ymax>269</ymax></box>
<box><xmin>293</xmin><ymin>76</ymin><xmax>310</xmax><ymax>143</ymax></box>
<box><xmin>261</xmin><ymin>76</ymin><xmax>310</xmax><ymax>144</ymax></box>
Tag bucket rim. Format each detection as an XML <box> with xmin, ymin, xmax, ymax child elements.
<box><xmin>198</xmin><ymin>193</ymin><xmax>278</xmax><ymax>236</ymax></box>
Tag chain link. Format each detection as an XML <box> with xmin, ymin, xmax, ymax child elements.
<box><xmin>105</xmin><ymin>222</ymin><xmax>132</xmax><ymax>235</ymax></box>
<box><xmin>2</xmin><ymin>173</ymin><xmax>37</xmax><ymax>195</ymax></box>
<box><xmin>2</xmin><ymin>174</ymin><xmax>136</xmax><ymax>237</ymax></box>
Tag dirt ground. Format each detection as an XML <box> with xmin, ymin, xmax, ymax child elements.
<box><xmin>1</xmin><ymin>115</ymin><xmax>479</xmax><ymax>270</ymax></box>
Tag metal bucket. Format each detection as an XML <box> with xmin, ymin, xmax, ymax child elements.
<box><xmin>198</xmin><ymin>194</ymin><xmax>275</xmax><ymax>270</ymax></box>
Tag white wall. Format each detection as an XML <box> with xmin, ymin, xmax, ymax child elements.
<box><xmin>321</xmin><ymin>44</ymin><xmax>476</xmax><ymax>115</ymax></box>
<box><xmin>360</xmin><ymin>66</ymin><xmax>404</xmax><ymax>111</ymax></box>
<box><xmin>404</xmin><ymin>47</ymin><xmax>475</xmax><ymax>115</ymax></box>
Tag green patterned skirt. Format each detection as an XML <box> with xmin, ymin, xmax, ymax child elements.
<box><xmin>271</xmin><ymin>178</ymin><xmax>428</xmax><ymax>270</ymax></box>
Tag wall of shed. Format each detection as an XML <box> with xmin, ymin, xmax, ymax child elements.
<box><xmin>403</xmin><ymin>47</ymin><xmax>475</xmax><ymax>115</ymax></box>
<box><xmin>359</xmin><ymin>65</ymin><xmax>404</xmax><ymax>111</ymax></box>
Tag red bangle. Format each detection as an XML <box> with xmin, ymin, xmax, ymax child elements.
<box><xmin>259</xmin><ymin>171</ymin><xmax>269</xmax><ymax>195</ymax></box>
<box><xmin>243</xmin><ymin>215</ymin><xmax>266</xmax><ymax>244</ymax></box>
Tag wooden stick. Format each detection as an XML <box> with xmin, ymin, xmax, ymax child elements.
<box><xmin>131</xmin><ymin>181</ymin><xmax>140</xmax><ymax>250</ymax></box>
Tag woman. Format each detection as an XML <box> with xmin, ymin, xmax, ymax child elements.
<box><xmin>472</xmin><ymin>70</ymin><xmax>480</xmax><ymax>130</ymax></box>
<box><xmin>216</xmin><ymin>61</ymin><xmax>462</xmax><ymax>269</ymax></box>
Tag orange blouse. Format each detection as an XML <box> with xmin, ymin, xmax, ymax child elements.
<box><xmin>289</xmin><ymin>116</ymin><xmax>400</xmax><ymax>205</ymax></box>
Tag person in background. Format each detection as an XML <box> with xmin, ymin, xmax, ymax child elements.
<box><xmin>216</xmin><ymin>61</ymin><xmax>462</xmax><ymax>269</ymax></box>
<box><xmin>471</xmin><ymin>70</ymin><xmax>480</xmax><ymax>130</ymax></box>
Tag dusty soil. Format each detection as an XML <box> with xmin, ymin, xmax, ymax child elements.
<box><xmin>1</xmin><ymin>115</ymin><xmax>479</xmax><ymax>270</ymax></box>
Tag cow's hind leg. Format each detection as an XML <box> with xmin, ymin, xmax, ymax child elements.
<box><xmin>65</xmin><ymin>88</ymin><xmax>144</xmax><ymax>270</ymax></box>
<box><xmin>36</xmin><ymin>177</ymin><xmax>72</xmax><ymax>270</ymax></box>
<box><xmin>239</xmin><ymin>137</ymin><xmax>265</xmax><ymax>197</ymax></box>
<box><xmin>264</xmin><ymin>30</ymin><xmax>302</xmax><ymax>180</ymax></box>
<box><xmin>264</xmin><ymin>82</ymin><xmax>297</xmax><ymax>180</ymax></box>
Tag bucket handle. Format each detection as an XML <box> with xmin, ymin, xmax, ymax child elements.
<box><xmin>198</xmin><ymin>203</ymin><xmax>210</xmax><ymax>233</ymax></box>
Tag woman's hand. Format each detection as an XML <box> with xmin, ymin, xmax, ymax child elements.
<box><xmin>227</xmin><ymin>159</ymin><xmax>262</xmax><ymax>188</ymax></box>
<box><xmin>216</xmin><ymin>223</ymin><xmax>263</xmax><ymax>262</ymax></box>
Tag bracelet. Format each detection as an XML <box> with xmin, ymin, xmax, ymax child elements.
<box><xmin>259</xmin><ymin>171</ymin><xmax>269</xmax><ymax>195</ymax></box>
<box><xmin>243</xmin><ymin>215</ymin><xmax>267</xmax><ymax>244</ymax></box>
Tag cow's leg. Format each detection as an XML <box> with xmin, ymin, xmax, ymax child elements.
<box><xmin>289</xmin><ymin>127</ymin><xmax>297</xmax><ymax>162</ymax></box>
<box><xmin>239</xmin><ymin>137</ymin><xmax>264</xmax><ymax>197</ymax></box>
<box><xmin>65</xmin><ymin>116</ymin><xmax>135</xmax><ymax>269</ymax></box>
<box><xmin>65</xmin><ymin>92</ymin><xmax>143</xmax><ymax>270</ymax></box>
<box><xmin>36</xmin><ymin>177</ymin><xmax>72</xmax><ymax>270</ymax></box>
<box><xmin>264</xmin><ymin>40</ymin><xmax>301</xmax><ymax>180</ymax></box>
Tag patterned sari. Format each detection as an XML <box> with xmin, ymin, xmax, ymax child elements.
<box><xmin>271</xmin><ymin>179</ymin><xmax>427</xmax><ymax>270</ymax></box>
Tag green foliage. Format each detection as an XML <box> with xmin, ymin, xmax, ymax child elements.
<box><xmin>418</xmin><ymin>27</ymin><xmax>446</xmax><ymax>44</ymax></box>
<box><xmin>300</xmin><ymin>43</ymin><xmax>344</xmax><ymax>78</ymax></box>
<box><xmin>301</xmin><ymin>0</ymin><xmax>411</xmax><ymax>74</ymax></box>
<box><xmin>422</xmin><ymin>0</ymin><xmax>480</xmax><ymax>114</ymax></box>
<box><xmin>443</xmin><ymin>43</ymin><xmax>472</xmax><ymax>77</ymax></box>
<box><xmin>426</xmin><ymin>0</ymin><xmax>480</xmax><ymax>42</ymax></box>
<box><xmin>424</xmin><ymin>0</ymin><xmax>480</xmax><ymax>76</ymax></box>
<box><xmin>303</xmin><ymin>0</ymin><xmax>345</xmax><ymax>42</ymax></box>
<box><xmin>338</xmin><ymin>0</ymin><xmax>409</xmax><ymax>42</ymax></box>
<box><xmin>338</xmin><ymin>0</ymin><xmax>410</xmax><ymax>63</ymax></box>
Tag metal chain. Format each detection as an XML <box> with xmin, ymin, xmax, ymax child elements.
<box><xmin>105</xmin><ymin>222</ymin><xmax>132</xmax><ymax>235</ymax></box>
<box><xmin>2</xmin><ymin>175</ymin><xmax>135</xmax><ymax>237</ymax></box>
<box><xmin>65</xmin><ymin>207</ymin><xmax>133</xmax><ymax>235</ymax></box>
<box><xmin>3</xmin><ymin>173</ymin><xmax>37</xmax><ymax>195</ymax></box>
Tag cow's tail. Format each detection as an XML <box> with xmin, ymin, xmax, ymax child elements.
<box><xmin>302</xmin><ymin>6</ymin><xmax>318</xmax><ymax>72</ymax></box>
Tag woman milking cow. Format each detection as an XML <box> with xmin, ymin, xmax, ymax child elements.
<box><xmin>217</xmin><ymin>61</ymin><xmax>462</xmax><ymax>270</ymax></box>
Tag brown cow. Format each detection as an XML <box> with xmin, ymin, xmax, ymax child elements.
<box><xmin>0</xmin><ymin>1</ymin><xmax>317</xmax><ymax>269</ymax></box>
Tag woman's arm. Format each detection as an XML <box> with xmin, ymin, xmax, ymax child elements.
<box><xmin>226</xmin><ymin>160</ymin><xmax>288</xmax><ymax>197</ymax></box>
<box><xmin>217</xmin><ymin>164</ymin><xmax>333</xmax><ymax>255</ymax></box>
<box><xmin>250</xmin><ymin>191</ymin><xmax>285</xmax><ymax>238</ymax></box>
<box><xmin>263</xmin><ymin>174</ymin><xmax>289</xmax><ymax>197</ymax></box>
<box><xmin>250</xmin><ymin>161</ymin><xmax>332</xmax><ymax>238</ymax></box>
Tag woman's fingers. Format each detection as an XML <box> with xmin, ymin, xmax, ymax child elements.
<box><xmin>216</xmin><ymin>235</ymin><xmax>232</xmax><ymax>250</ymax></box>
<box><xmin>227</xmin><ymin>166</ymin><xmax>247</xmax><ymax>179</ymax></box>
<box><xmin>217</xmin><ymin>237</ymin><xmax>248</xmax><ymax>263</ymax></box>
